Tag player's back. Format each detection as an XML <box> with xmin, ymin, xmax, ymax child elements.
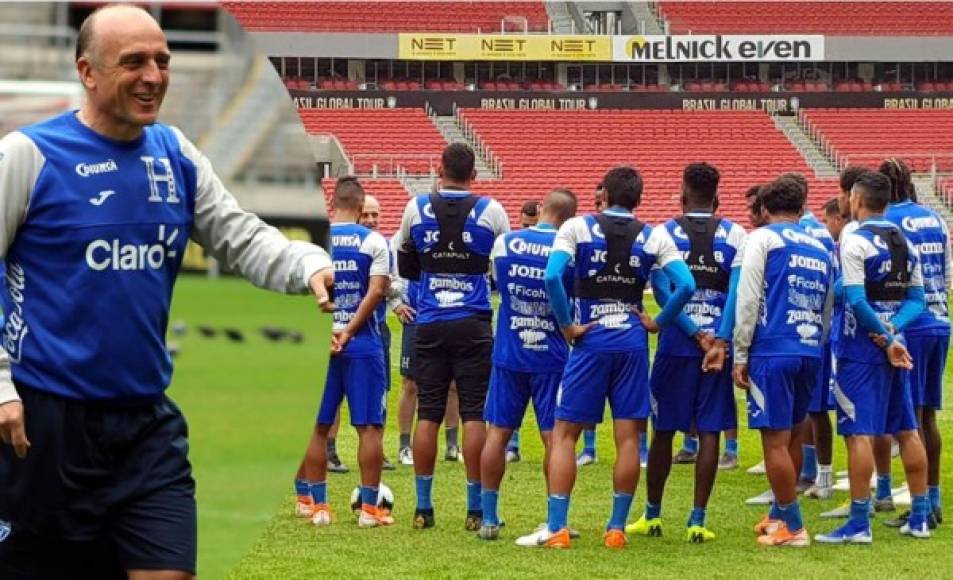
<box><xmin>492</xmin><ymin>226</ymin><xmax>569</xmax><ymax>371</ymax></box>
<box><xmin>330</xmin><ymin>222</ymin><xmax>385</xmax><ymax>357</ymax></box>
<box><xmin>884</xmin><ymin>201</ymin><xmax>950</xmax><ymax>335</ymax></box>
<box><xmin>748</xmin><ymin>222</ymin><xmax>831</xmax><ymax>358</ymax></box>
<box><xmin>658</xmin><ymin>214</ymin><xmax>745</xmax><ymax>356</ymax></box>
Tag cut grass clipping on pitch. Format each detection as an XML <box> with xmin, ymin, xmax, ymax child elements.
<box><xmin>168</xmin><ymin>276</ymin><xmax>952</xmax><ymax>579</ymax></box>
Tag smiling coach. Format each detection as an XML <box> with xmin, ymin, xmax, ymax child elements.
<box><xmin>0</xmin><ymin>5</ymin><xmax>332</xmax><ymax>579</ymax></box>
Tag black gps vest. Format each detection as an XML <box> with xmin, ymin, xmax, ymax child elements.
<box><xmin>397</xmin><ymin>193</ymin><xmax>489</xmax><ymax>281</ymax></box>
<box><xmin>674</xmin><ymin>215</ymin><xmax>730</xmax><ymax>293</ymax></box>
<box><xmin>861</xmin><ymin>224</ymin><xmax>912</xmax><ymax>302</ymax></box>
<box><xmin>574</xmin><ymin>213</ymin><xmax>647</xmax><ymax>301</ymax></box>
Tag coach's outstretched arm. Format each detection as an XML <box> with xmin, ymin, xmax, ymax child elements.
<box><xmin>173</xmin><ymin>128</ymin><xmax>333</xmax><ymax>302</ymax></box>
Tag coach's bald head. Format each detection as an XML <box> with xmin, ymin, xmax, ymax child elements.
<box><xmin>75</xmin><ymin>4</ymin><xmax>170</xmax><ymax>140</ymax></box>
<box><xmin>539</xmin><ymin>188</ymin><xmax>577</xmax><ymax>228</ymax></box>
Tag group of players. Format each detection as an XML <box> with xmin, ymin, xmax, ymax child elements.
<box><xmin>293</xmin><ymin>142</ymin><xmax>949</xmax><ymax>549</ymax></box>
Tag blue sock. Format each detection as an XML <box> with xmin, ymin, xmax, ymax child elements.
<box><xmin>467</xmin><ymin>479</ymin><xmax>482</xmax><ymax>512</ymax></box>
<box><xmin>688</xmin><ymin>506</ymin><xmax>706</xmax><ymax>528</ymax></box>
<box><xmin>294</xmin><ymin>478</ymin><xmax>310</xmax><ymax>497</ymax></box>
<box><xmin>800</xmin><ymin>445</ymin><xmax>817</xmax><ymax>481</ymax></box>
<box><xmin>682</xmin><ymin>435</ymin><xmax>699</xmax><ymax>454</ymax></box>
<box><xmin>639</xmin><ymin>432</ymin><xmax>649</xmax><ymax>455</ymax></box>
<box><xmin>769</xmin><ymin>501</ymin><xmax>782</xmax><ymax>520</ymax></box>
<box><xmin>548</xmin><ymin>494</ymin><xmax>570</xmax><ymax>533</ymax></box>
<box><xmin>777</xmin><ymin>501</ymin><xmax>803</xmax><ymax>532</ymax></box>
<box><xmin>608</xmin><ymin>491</ymin><xmax>633</xmax><ymax>530</ymax></box>
<box><xmin>929</xmin><ymin>486</ymin><xmax>941</xmax><ymax>511</ymax></box>
<box><xmin>309</xmin><ymin>481</ymin><xmax>327</xmax><ymax>505</ymax></box>
<box><xmin>912</xmin><ymin>494</ymin><xmax>932</xmax><ymax>519</ymax></box>
<box><xmin>415</xmin><ymin>475</ymin><xmax>433</xmax><ymax>510</ymax></box>
<box><xmin>583</xmin><ymin>430</ymin><xmax>596</xmax><ymax>454</ymax></box>
<box><xmin>360</xmin><ymin>485</ymin><xmax>378</xmax><ymax>507</ymax></box>
<box><xmin>646</xmin><ymin>501</ymin><xmax>662</xmax><ymax>520</ymax></box>
<box><xmin>849</xmin><ymin>498</ymin><xmax>871</xmax><ymax>526</ymax></box>
<box><xmin>725</xmin><ymin>438</ymin><xmax>739</xmax><ymax>457</ymax></box>
<box><xmin>507</xmin><ymin>430</ymin><xmax>520</xmax><ymax>452</ymax></box>
<box><xmin>876</xmin><ymin>474</ymin><xmax>892</xmax><ymax>501</ymax></box>
<box><xmin>482</xmin><ymin>489</ymin><xmax>499</xmax><ymax>526</ymax></box>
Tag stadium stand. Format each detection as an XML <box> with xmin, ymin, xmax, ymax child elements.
<box><xmin>298</xmin><ymin>108</ymin><xmax>447</xmax><ymax>176</ymax></box>
<box><xmin>800</xmin><ymin>108</ymin><xmax>953</xmax><ymax>172</ymax></box>
<box><xmin>223</xmin><ymin>1</ymin><xmax>549</xmax><ymax>32</ymax></box>
<box><xmin>657</xmin><ymin>1</ymin><xmax>953</xmax><ymax>35</ymax></box>
<box><xmin>456</xmin><ymin>109</ymin><xmax>838</xmax><ymax>227</ymax></box>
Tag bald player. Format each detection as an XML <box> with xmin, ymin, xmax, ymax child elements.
<box><xmin>0</xmin><ymin>6</ymin><xmax>333</xmax><ymax>578</ymax></box>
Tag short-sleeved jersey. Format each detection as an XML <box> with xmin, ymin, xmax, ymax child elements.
<box><xmin>837</xmin><ymin>218</ymin><xmax>924</xmax><ymax>364</ymax></box>
<box><xmin>884</xmin><ymin>201</ymin><xmax>951</xmax><ymax>336</ymax></box>
<box><xmin>330</xmin><ymin>223</ymin><xmax>390</xmax><ymax>358</ymax></box>
<box><xmin>395</xmin><ymin>191</ymin><xmax>509</xmax><ymax>324</ymax></box>
<box><xmin>491</xmin><ymin>226</ymin><xmax>571</xmax><ymax>371</ymax></box>
<box><xmin>657</xmin><ymin>214</ymin><xmax>746</xmax><ymax>356</ymax></box>
<box><xmin>553</xmin><ymin>209</ymin><xmax>681</xmax><ymax>353</ymax></box>
<box><xmin>734</xmin><ymin>222</ymin><xmax>832</xmax><ymax>361</ymax></box>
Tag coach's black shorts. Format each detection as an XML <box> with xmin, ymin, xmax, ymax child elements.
<box><xmin>0</xmin><ymin>386</ymin><xmax>196</xmax><ymax>579</ymax></box>
<box><xmin>380</xmin><ymin>319</ymin><xmax>392</xmax><ymax>390</ymax></box>
<box><xmin>415</xmin><ymin>313</ymin><xmax>493</xmax><ymax>423</ymax></box>
<box><xmin>399</xmin><ymin>323</ymin><xmax>417</xmax><ymax>379</ymax></box>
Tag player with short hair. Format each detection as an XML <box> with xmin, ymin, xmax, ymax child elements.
<box><xmin>879</xmin><ymin>159</ymin><xmax>949</xmax><ymax>528</ymax></box>
<box><xmin>394</xmin><ymin>143</ymin><xmax>510</xmax><ymax>531</ymax></box>
<box><xmin>733</xmin><ymin>177</ymin><xmax>832</xmax><ymax>547</ymax></box>
<box><xmin>0</xmin><ymin>6</ymin><xmax>334</xmax><ymax>578</ymax></box>
<box><xmin>816</xmin><ymin>170</ymin><xmax>932</xmax><ymax>543</ymax></box>
<box><xmin>628</xmin><ymin>162</ymin><xmax>744</xmax><ymax>543</ymax></box>
<box><xmin>576</xmin><ymin>182</ymin><xmax>607</xmax><ymax>468</ymax></box>
<box><xmin>478</xmin><ymin>188</ymin><xmax>578</xmax><ymax>540</ymax></box>
<box><xmin>298</xmin><ymin>177</ymin><xmax>393</xmax><ymax>529</ymax></box>
<box><xmin>515</xmin><ymin>166</ymin><xmax>695</xmax><ymax>549</ymax></box>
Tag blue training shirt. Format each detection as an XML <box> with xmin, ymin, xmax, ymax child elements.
<box><xmin>330</xmin><ymin>222</ymin><xmax>390</xmax><ymax>358</ymax></box>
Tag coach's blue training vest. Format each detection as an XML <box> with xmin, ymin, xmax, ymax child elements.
<box><xmin>330</xmin><ymin>222</ymin><xmax>383</xmax><ymax>358</ymax></box>
<box><xmin>4</xmin><ymin>112</ymin><xmax>194</xmax><ymax>401</ymax></box>
<box><xmin>493</xmin><ymin>226</ymin><xmax>570</xmax><ymax>371</ymax></box>
<box><xmin>571</xmin><ymin>212</ymin><xmax>657</xmax><ymax>353</ymax></box>
<box><xmin>836</xmin><ymin>219</ymin><xmax>918</xmax><ymax>364</ymax></box>
<box><xmin>409</xmin><ymin>192</ymin><xmax>496</xmax><ymax>324</ymax></box>
<box><xmin>658</xmin><ymin>216</ymin><xmax>739</xmax><ymax>356</ymax></box>
<box><xmin>885</xmin><ymin>201</ymin><xmax>950</xmax><ymax>336</ymax></box>
<box><xmin>749</xmin><ymin>222</ymin><xmax>830</xmax><ymax>359</ymax></box>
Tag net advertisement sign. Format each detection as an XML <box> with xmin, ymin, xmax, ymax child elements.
<box><xmin>398</xmin><ymin>34</ymin><xmax>610</xmax><ymax>61</ymax></box>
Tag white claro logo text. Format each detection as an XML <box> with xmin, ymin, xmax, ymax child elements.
<box><xmin>85</xmin><ymin>225</ymin><xmax>179</xmax><ymax>271</ymax></box>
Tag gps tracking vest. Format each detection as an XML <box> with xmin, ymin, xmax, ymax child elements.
<box><xmin>861</xmin><ymin>224</ymin><xmax>911</xmax><ymax>302</ymax></box>
<box><xmin>574</xmin><ymin>213</ymin><xmax>647</xmax><ymax>301</ymax></box>
<box><xmin>419</xmin><ymin>193</ymin><xmax>489</xmax><ymax>275</ymax></box>
<box><xmin>674</xmin><ymin>216</ymin><xmax>729</xmax><ymax>292</ymax></box>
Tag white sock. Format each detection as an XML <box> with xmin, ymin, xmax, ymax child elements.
<box><xmin>817</xmin><ymin>465</ymin><xmax>833</xmax><ymax>488</ymax></box>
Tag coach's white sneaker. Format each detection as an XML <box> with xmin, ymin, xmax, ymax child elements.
<box><xmin>746</xmin><ymin>461</ymin><xmax>766</xmax><ymax>475</ymax></box>
<box><xmin>311</xmin><ymin>504</ymin><xmax>333</xmax><ymax>527</ymax></box>
<box><xmin>746</xmin><ymin>489</ymin><xmax>775</xmax><ymax>505</ymax></box>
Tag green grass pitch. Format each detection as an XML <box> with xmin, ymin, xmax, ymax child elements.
<box><xmin>167</xmin><ymin>276</ymin><xmax>952</xmax><ymax>579</ymax></box>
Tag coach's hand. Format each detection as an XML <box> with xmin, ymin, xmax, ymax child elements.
<box><xmin>309</xmin><ymin>268</ymin><xmax>335</xmax><ymax>314</ymax></box>
<box><xmin>732</xmin><ymin>363</ymin><xmax>750</xmax><ymax>390</ymax></box>
<box><xmin>394</xmin><ymin>304</ymin><xmax>416</xmax><ymax>324</ymax></box>
<box><xmin>885</xmin><ymin>340</ymin><xmax>914</xmax><ymax>370</ymax></box>
<box><xmin>561</xmin><ymin>322</ymin><xmax>596</xmax><ymax>345</ymax></box>
<box><xmin>0</xmin><ymin>400</ymin><xmax>30</xmax><ymax>458</ymax></box>
<box><xmin>702</xmin><ymin>339</ymin><xmax>727</xmax><ymax>373</ymax></box>
<box><xmin>633</xmin><ymin>308</ymin><xmax>659</xmax><ymax>333</ymax></box>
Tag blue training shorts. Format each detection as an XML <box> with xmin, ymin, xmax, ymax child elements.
<box><xmin>747</xmin><ymin>355</ymin><xmax>818</xmax><ymax>430</ymax></box>
<box><xmin>484</xmin><ymin>367</ymin><xmax>561</xmax><ymax>432</ymax></box>
<box><xmin>906</xmin><ymin>334</ymin><xmax>949</xmax><ymax>410</ymax></box>
<box><xmin>317</xmin><ymin>354</ymin><xmax>387</xmax><ymax>426</ymax></box>
<box><xmin>650</xmin><ymin>354</ymin><xmax>736</xmax><ymax>433</ymax></box>
<box><xmin>555</xmin><ymin>349</ymin><xmax>650</xmax><ymax>425</ymax></box>
<box><xmin>808</xmin><ymin>342</ymin><xmax>835</xmax><ymax>413</ymax></box>
<box><xmin>833</xmin><ymin>359</ymin><xmax>918</xmax><ymax>436</ymax></box>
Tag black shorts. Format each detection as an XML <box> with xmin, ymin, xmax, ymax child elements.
<box><xmin>0</xmin><ymin>386</ymin><xmax>196</xmax><ymax>579</ymax></box>
<box><xmin>415</xmin><ymin>314</ymin><xmax>493</xmax><ymax>423</ymax></box>
<box><xmin>400</xmin><ymin>323</ymin><xmax>417</xmax><ymax>379</ymax></box>
<box><xmin>380</xmin><ymin>319</ymin><xmax>392</xmax><ymax>390</ymax></box>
